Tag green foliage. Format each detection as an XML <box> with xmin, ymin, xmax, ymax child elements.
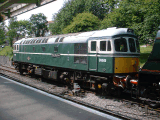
<box><xmin>8</xmin><ymin>18</ymin><xmax>31</xmax><ymax>38</ymax></box>
<box><xmin>0</xmin><ymin>29</ymin><xmax>5</xmax><ymax>45</ymax></box>
<box><xmin>17</xmin><ymin>20</ymin><xmax>32</xmax><ymax>37</ymax></box>
<box><xmin>49</xmin><ymin>21</ymin><xmax>61</xmax><ymax>35</ymax></box>
<box><xmin>84</xmin><ymin>0</ymin><xmax>107</xmax><ymax>19</ymax></box>
<box><xmin>7</xmin><ymin>17</ymin><xmax>31</xmax><ymax>46</ymax></box>
<box><xmin>49</xmin><ymin>0</ymin><xmax>107</xmax><ymax>35</ymax></box>
<box><xmin>102</xmin><ymin>0</ymin><xmax>119</xmax><ymax>12</ymax></box>
<box><xmin>0</xmin><ymin>14</ymin><xmax>4</xmax><ymax>22</ymax></box>
<box><xmin>7</xmin><ymin>29</ymin><xmax>17</xmax><ymax>47</ymax></box>
<box><xmin>7</xmin><ymin>17</ymin><xmax>19</xmax><ymax>45</ymax></box>
<box><xmin>63</xmin><ymin>13</ymin><xmax>100</xmax><ymax>33</ymax></box>
<box><xmin>29</xmin><ymin>13</ymin><xmax>48</xmax><ymax>37</ymax></box>
<box><xmin>0</xmin><ymin>46</ymin><xmax>13</xmax><ymax>59</ymax></box>
<box><xmin>7</xmin><ymin>18</ymin><xmax>15</xmax><ymax>47</ymax></box>
<box><xmin>101</xmin><ymin>0</ymin><xmax>144</xmax><ymax>28</ymax></box>
<box><xmin>100</xmin><ymin>9</ymin><xmax>124</xmax><ymax>29</ymax></box>
<box><xmin>100</xmin><ymin>0</ymin><xmax>160</xmax><ymax>44</ymax></box>
<box><xmin>8</xmin><ymin>17</ymin><xmax>19</xmax><ymax>30</ymax></box>
<box><xmin>138</xmin><ymin>0</ymin><xmax>160</xmax><ymax>44</ymax></box>
<box><xmin>0</xmin><ymin>22</ymin><xmax>5</xmax><ymax>45</ymax></box>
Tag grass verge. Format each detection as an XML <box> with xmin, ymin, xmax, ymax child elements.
<box><xmin>140</xmin><ymin>45</ymin><xmax>153</xmax><ymax>67</ymax></box>
<box><xmin>0</xmin><ymin>46</ymin><xmax>13</xmax><ymax>59</ymax></box>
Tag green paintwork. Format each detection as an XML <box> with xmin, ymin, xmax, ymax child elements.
<box><xmin>142</xmin><ymin>61</ymin><xmax>160</xmax><ymax>71</ymax></box>
<box><xmin>14</xmin><ymin>42</ymin><xmax>115</xmax><ymax>74</ymax></box>
<box><xmin>98</xmin><ymin>56</ymin><xmax>113</xmax><ymax>73</ymax></box>
<box><xmin>88</xmin><ymin>55</ymin><xmax>97</xmax><ymax>71</ymax></box>
<box><xmin>15</xmin><ymin>43</ymin><xmax>89</xmax><ymax>71</ymax></box>
<box><xmin>148</xmin><ymin>40</ymin><xmax>160</xmax><ymax>61</ymax></box>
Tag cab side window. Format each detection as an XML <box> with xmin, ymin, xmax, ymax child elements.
<box><xmin>100</xmin><ymin>41</ymin><xmax>106</xmax><ymax>51</ymax></box>
<box><xmin>17</xmin><ymin>45</ymin><xmax>19</xmax><ymax>51</ymax></box>
<box><xmin>107</xmin><ymin>41</ymin><xmax>111</xmax><ymax>51</ymax></box>
<box><xmin>99</xmin><ymin>40</ymin><xmax>111</xmax><ymax>52</ymax></box>
<box><xmin>74</xmin><ymin>43</ymin><xmax>87</xmax><ymax>64</ymax></box>
<box><xmin>14</xmin><ymin>45</ymin><xmax>16</xmax><ymax>50</ymax></box>
<box><xmin>91</xmin><ymin>41</ymin><xmax>96</xmax><ymax>51</ymax></box>
<box><xmin>54</xmin><ymin>46</ymin><xmax>58</xmax><ymax>52</ymax></box>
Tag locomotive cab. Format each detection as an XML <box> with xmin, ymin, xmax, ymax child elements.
<box><xmin>88</xmin><ymin>28</ymin><xmax>140</xmax><ymax>74</ymax></box>
<box><xmin>113</xmin><ymin>36</ymin><xmax>140</xmax><ymax>74</ymax></box>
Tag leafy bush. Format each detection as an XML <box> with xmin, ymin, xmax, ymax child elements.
<box><xmin>63</xmin><ymin>12</ymin><xmax>100</xmax><ymax>33</ymax></box>
<box><xmin>100</xmin><ymin>0</ymin><xmax>160</xmax><ymax>44</ymax></box>
<box><xmin>0</xmin><ymin>46</ymin><xmax>13</xmax><ymax>60</ymax></box>
<box><xmin>49</xmin><ymin>0</ymin><xmax>106</xmax><ymax>35</ymax></box>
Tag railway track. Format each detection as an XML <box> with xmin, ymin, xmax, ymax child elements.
<box><xmin>0</xmin><ymin>65</ymin><xmax>160</xmax><ymax>120</ymax></box>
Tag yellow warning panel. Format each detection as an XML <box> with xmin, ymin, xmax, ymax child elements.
<box><xmin>114</xmin><ymin>57</ymin><xmax>139</xmax><ymax>73</ymax></box>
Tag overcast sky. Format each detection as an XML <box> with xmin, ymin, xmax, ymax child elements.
<box><xmin>5</xmin><ymin>0</ymin><xmax>67</xmax><ymax>25</ymax></box>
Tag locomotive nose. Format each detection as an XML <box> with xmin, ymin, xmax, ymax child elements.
<box><xmin>114</xmin><ymin>57</ymin><xmax>139</xmax><ymax>74</ymax></box>
<box><xmin>131</xmin><ymin>60</ymin><xmax>136</xmax><ymax>65</ymax></box>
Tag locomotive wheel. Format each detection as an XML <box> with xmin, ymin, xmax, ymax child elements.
<box><xmin>117</xmin><ymin>87</ymin><xmax>123</xmax><ymax>97</ymax></box>
<box><xmin>102</xmin><ymin>83</ymin><xmax>111</xmax><ymax>96</ymax></box>
<box><xmin>20</xmin><ymin>70</ymin><xmax>23</xmax><ymax>75</ymax></box>
<box><xmin>19</xmin><ymin>64</ymin><xmax>23</xmax><ymax>75</ymax></box>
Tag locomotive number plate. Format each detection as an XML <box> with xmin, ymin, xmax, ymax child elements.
<box><xmin>99</xmin><ymin>59</ymin><xmax>106</xmax><ymax>62</ymax></box>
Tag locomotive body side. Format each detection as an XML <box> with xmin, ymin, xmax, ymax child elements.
<box><xmin>14</xmin><ymin>37</ymin><xmax>89</xmax><ymax>71</ymax></box>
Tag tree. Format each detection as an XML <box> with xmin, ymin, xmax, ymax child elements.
<box><xmin>100</xmin><ymin>0</ymin><xmax>160</xmax><ymax>44</ymax></box>
<box><xmin>7</xmin><ymin>17</ymin><xmax>31</xmax><ymax>46</ymax></box>
<box><xmin>63</xmin><ymin>12</ymin><xmax>100</xmax><ymax>34</ymax></box>
<box><xmin>0</xmin><ymin>22</ymin><xmax>5</xmax><ymax>45</ymax></box>
<box><xmin>17</xmin><ymin>20</ymin><xmax>32</xmax><ymax>38</ymax></box>
<box><xmin>102</xmin><ymin>0</ymin><xmax>119</xmax><ymax>12</ymax></box>
<box><xmin>7</xmin><ymin>17</ymin><xmax>19</xmax><ymax>47</ymax></box>
<box><xmin>7</xmin><ymin>29</ymin><xmax>17</xmax><ymax>47</ymax></box>
<box><xmin>29</xmin><ymin>13</ymin><xmax>48</xmax><ymax>37</ymax></box>
<box><xmin>49</xmin><ymin>0</ymin><xmax>107</xmax><ymax>35</ymax></box>
<box><xmin>138</xmin><ymin>0</ymin><xmax>160</xmax><ymax>44</ymax></box>
<box><xmin>84</xmin><ymin>0</ymin><xmax>107</xmax><ymax>19</ymax></box>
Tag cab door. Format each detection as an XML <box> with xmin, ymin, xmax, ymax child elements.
<box><xmin>88</xmin><ymin>40</ymin><xmax>98</xmax><ymax>71</ymax></box>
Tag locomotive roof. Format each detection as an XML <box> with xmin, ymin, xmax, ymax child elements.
<box><xmin>14</xmin><ymin>27</ymin><xmax>136</xmax><ymax>45</ymax></box>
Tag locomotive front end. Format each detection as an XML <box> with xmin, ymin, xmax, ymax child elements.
<box><xmin>89</xmin><ymin>28</ymin><xmax>140</xmax><ymax>96</ymax></box>
<box><xmin>111</xmin><ymin>29</ymin><xmax>140</xmax><ymax>90</ymax></box>
<box><xmin>114</xmin><ymin>37</ymin><xmax>140</xmax><ymax>74</ymax></box>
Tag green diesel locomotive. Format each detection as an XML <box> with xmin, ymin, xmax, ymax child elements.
<box><xmin>13</xmin><ymin>27</ymin><xmax>140</xmax><ymax>96</ymax></box>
